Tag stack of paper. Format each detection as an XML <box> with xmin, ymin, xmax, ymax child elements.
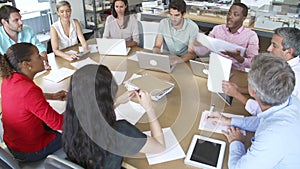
<box><xmin>144</xmin><ymin>128</ymin><xmax>185</xmax><ymax>165</ymax></box>
<box><xmin>43</xmin><ymin>67</ymin><xmax>75</xmax><ymax>83</ymax></box>
<box><xmin>199</xmin><ymin>110</ymin><xmax>246</xmax><ymax>135</ymax></box>
<box><xmin>115</xmin><ymin>101</ymin><xmax>145</xmax><ymax>125</ymax></box>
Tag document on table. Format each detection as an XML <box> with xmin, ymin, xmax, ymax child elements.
<box><xmin>47</xmin><ymin>100</ymin><xmax>66</xmax><ymax>114</ymax></box>
<box><xmin>197</xmin><ymin>33</ymin><xmax>246</xmax><ymax>56</ymax></box>
<box><xmin>34</xmin><ymin>70</ymin><xmax>47</xmax><ymax>79</ymax></box>
<box><xmin>207</xmin><ymin>53</ymin><xmax>232</xmax><ymax>93</ymax></box>
<box><xmin>115</xmin><ymin>101</ymin><xmax>145</xmax><ymax>125</ymax></box>
<box><xmin>65</xmin><ymin>50</ymin><xmax>77</xmax><ymax>55</ymax></box>
<box><xmin>144</xmin><ymin>128</ymin><xmax>185</xmax><ymax>165</ymax></box>
<box><xmin>199</xmin><ymin>110</ymin><xmax>246</xmax><ymax>135</ymax></box>
<box><xmin>70</xmin><ymin>57</ymin><xmax>98</xmax><ymax>69</ymax></box>
<box><xmin>111</xmin><ymin>71</ymin><xmax>127</xmax><ymax>85</ymax></box>
<box><xmin>79</xmin><ymin>44</ymin><xmax>98</xmax><ymax>53</ymax></box>
<box><xmin>43</xmin><ymin>67</ymin><xmax>75</xmax><ymax>83</ymax></box>
<box><xmin>128</xmin><ymin>54</ymin><xmax>138</xmax><ymax>62</ymax></box>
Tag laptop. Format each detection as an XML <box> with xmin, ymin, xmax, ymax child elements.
<box><xmin>217</xmin><ymin>92</ymin><xmax>233</xmax><ymax>106</ymax></box>
<box><xmin>136</xmin><ymin>51</ymin><xmax>176</xmax><ymax>73</ymax></box>
<box><xmin>96</xmin><ymin>38</ymin><xmax>131</xmax><ymax>56</ymax></box>
<box><xmin>189</xmin><ymin>60</ymin><xmax>209</xmax><ymax>78</ymax></box>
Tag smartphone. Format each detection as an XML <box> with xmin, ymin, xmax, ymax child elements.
<box><xmin>76</xmin><ymin>51</ymin><xmax>90</xmax><ymax>57</ymax></box>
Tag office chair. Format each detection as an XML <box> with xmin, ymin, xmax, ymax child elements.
<box><xmin>45</xmin><ymin>155</ymin><xmax>138</xmax><ymax>169</ymax></box>
<box><xmin>0</xmin><ymin>146</ymin><xmax>21</xmax><ymax>169</ymax></box>
<box><xmin>44</xmin><ymin>155</ymin><xmax>84</xmax><ymax>169</ymax></box>
<box><xmin>137</xmin><ymin>21</ymin><xmax>144</xmax><ymax>48</ymax></box>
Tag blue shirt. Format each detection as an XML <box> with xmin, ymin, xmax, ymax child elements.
<box><xmin>0</xmin><ymin>25</ymin><xmax>46</xmax><ymax>55</ymax></box>
<box><xmin>230</xmin><ymin>96</ymin><xmax>300</xmax><ymax>169</ymax></box>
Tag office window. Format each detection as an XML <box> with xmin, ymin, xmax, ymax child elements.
<box><xmin>15</xmin><ymin>0</ymin><xmax>51</xmax><ymax>34</ymax></box>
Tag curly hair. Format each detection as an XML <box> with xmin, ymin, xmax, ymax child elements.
<box><xmin>62</xmin><ymin>65</ymin><xmax>118</xmax><ymax>168</ymax></box>
<box><xmin>0</xmin><ymin>43</ymin><xmax>35</xmax><ymax>78</ymax></box>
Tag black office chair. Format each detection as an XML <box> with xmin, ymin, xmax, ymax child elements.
<box><xmin>47</xmin><ymin>40</ymin><xmax>53</xmax><ymax>54</ymax></box>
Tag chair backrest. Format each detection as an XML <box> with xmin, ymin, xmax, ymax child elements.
<box><xmin>0</xmin><ymin>146</ymin><xmax>21</xmax><ymax>169</ymax></box>
<box><xmin>137</xmin><ymin>21</ymin><xmax>144</xmax><ymax>48</ymax></box>
<box><xmin>44</xmin><ymin>155</ymin><xmax>84</xmax><ymax>169</ymax></box>
<box><xmin>140</xmin><ymin>21</ymin><xmax>160</xmax><ymax>50</ymax></box>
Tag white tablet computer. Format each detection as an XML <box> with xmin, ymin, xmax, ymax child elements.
<box><xmin>184</xmin><ymin>135</ymin><xmax>226</xmax><ymax>169</ymax></box>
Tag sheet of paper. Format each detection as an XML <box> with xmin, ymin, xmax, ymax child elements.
<box><xmin>79</xmin><ymin>44</ymin><xmax>98</xmax><ymax>53</ymax></box>
<box><xmin>115</xmin><ymin>101</ymin><xmax>145</xmax><ymax>125</ymax></box>
<box><xmin>199</xmin><ymin>110</ymin><xmax>246</xmax><ymax>135</ymax></box>
<box><xmin>197</xmin><ymin>33</ymin><xmax>246</xmax><ymax>56</ymax></box>
<box><xmin>128</xmin><ymin>54</ymin><xmax>138</xmax><ymax>62</ymax></box>
<box><xmin>207</xmin><ymin>53</ymin><xmax>232</xmax><ymax>93</ymax></box>
<box><xmin>70</xmin><ymin>57</ymin><xmax>98</xmax><ymax>69</ymax></box>
<box><xmin>43</xmin><ymin>67</ymin><xmax>75</xmax><ymax>83</ymax></box>
<box><xmin>34</xmin><ymin>70</ymin><xmax>47</xmax><ymax>79</ymax></box>
<box><xmin>144</xmin><ymin>128</ymin><xmax>185</xmax><ymax>165</ymax></box>
<box><xmin>111</xmin><ymin>71</ymin><xmax>127</xmax><ymax>85</ymax></box>
<box><xmin>47</xmin><ymin>100</ymin><xmax>66</xmax><ymax>114</ymax></box>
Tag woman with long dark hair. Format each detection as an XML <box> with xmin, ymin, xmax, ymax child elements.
<box><xmin>62</xmin><ymin>64</ymin><xmax>165</xmax><ymax>168</ymax></box>
<box><xmin>0</xmin><ymin>42</ymin><xmax>66</xmax><ymax>162</ymax></box>
<box><xmin>103</xmin><ymin>0</ymin><xmax>139</xmax><ymax>48</ymax></box>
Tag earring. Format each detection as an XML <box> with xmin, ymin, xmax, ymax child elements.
<box><xmin>29</xmin><ymin>67</ymin><xmax>32</xmax><ymax>70</ymax></box>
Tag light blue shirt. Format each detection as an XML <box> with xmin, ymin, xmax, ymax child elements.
<box><xmin>157</xmin><ymin>18</ymin><xmax>198</xmax><ymax>56</ymax></box>
<box><xmin>0</xmin><ymin>25</ymin><xmax>46</xmax><ymax>55</ymax></box>
<box><xmin>230</xmin><ymin>96</ymin><xmax>300</xmax><ymax>169</ymax></box>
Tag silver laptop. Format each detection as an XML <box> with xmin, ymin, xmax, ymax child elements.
<box><xmin>96</xmin><ymin>38</ymin><xmax>131</xmax><ymax>56</ymax></box>
<box><xmin>189</xmin><ymin>60</ymin><xmax>209</xmax><ymax>78</ymax></box>
<box><xmin>136</xmin><ymin>51</ymin><xmax>176</xmax><ymax>73</ymax></box>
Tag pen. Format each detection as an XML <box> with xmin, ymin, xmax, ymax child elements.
<box><xmin>208</xmin><ymin>104</ymin><xmax>215</xmax><ymax>118</ymax></box>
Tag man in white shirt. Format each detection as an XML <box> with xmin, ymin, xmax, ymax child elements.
<box><xmin>222</xmin><ymin>27</ymin><xmax>300</xmax><ymax>115</ymax></box>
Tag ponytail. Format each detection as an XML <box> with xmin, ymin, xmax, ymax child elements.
<box><xmin>0</xmin><ymin>54</ymin><xmax>14</xmax><ymax>78</ymax></box>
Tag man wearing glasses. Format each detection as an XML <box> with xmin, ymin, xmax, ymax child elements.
<box><xmin>153</xmin><ymin>0</ymin><xmax>199</xmax><ymax>65</ymax></box>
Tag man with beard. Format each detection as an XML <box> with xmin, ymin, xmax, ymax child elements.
<box><xmin>0</xmin><ymin>5</ymin><xmax>50</xmax><ymax>69</ymax></box>
<box><xmin>194</xmin><ymin>3</ymin><xmax>259</xmax><ymax>71</ymax></box>
<box><xmin>152</xmin><ymin>0</ymin><xmax>199</xmax><ymax>65</ymax></box>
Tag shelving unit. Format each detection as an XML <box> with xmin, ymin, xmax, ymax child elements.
<box><xmin>83</xmin><ymin>0</ymin><xmax>111</xmax><ymax>30</ymax></box>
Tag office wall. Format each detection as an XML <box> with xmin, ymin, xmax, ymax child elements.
<box><xmin>68</xmin><ymin>0</ymin><xmax>85</xmax><ymax>26</ymax></box>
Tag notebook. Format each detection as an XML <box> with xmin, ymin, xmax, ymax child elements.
<box><xmin>189</xmin><ymin>60</ymin><xmax>209</xmax><ymax>78</ymax></box>
<box><xmin>126</xmin><ymin>74</ymin><xmax>175</xmax><ymax>101</ymax></box>
<box><xmin>136</xmin><ymin>51</ymin><xmax>176</xmax><ymax>73</ymax></box>
<box><xmin>96</xmin><ymin>38</ymin><xmax>131</xmax><ymax>56</ymax></box>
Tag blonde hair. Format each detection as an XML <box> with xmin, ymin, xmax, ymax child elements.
<box><xmin>56</xmin><ymin>1</ymin><xmax>71</xmax><ymax>11</ymax></box>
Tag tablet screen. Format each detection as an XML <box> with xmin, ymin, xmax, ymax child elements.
<box><xmin>190</xmin><ymin>139</ymin><xmax>221</xmax><ymax>167</ymax></box>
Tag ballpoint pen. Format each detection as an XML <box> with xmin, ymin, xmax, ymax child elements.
<box><xmin>208</xmin><ymin>104</ymin><xmax>215</xmax><ymax>118</ymax></box>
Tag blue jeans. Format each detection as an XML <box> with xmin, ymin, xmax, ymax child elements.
<box><xmin>8</xmin><ymin>131</ymin><xmax>62</xmax><ymax>162</ymax></box>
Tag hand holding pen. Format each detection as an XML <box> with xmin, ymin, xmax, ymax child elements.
<box><xmin>206</xmin><ymin>105</ymin><xmax>231</xmax><ymax>126</ymax></box>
